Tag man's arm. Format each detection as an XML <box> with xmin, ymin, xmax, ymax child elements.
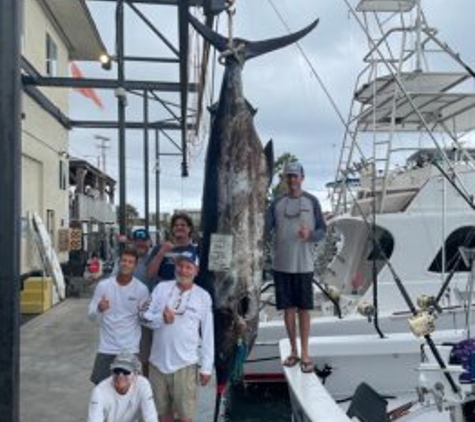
<box><xmin>310</xmin><ymin>196</ymin><xmax>326</xmax><ymax>243</ymax></box>
<box><xmin>137</xmin><ymin>283</ymin><xmax>150</xmax><ymax>309</ymax></box>
<box><xmin>139</xmin><ymin>378</ymin><xmax>159</xmax><ymax>422</ymax></box>
<box><xmin>87</xmin><ymin>386</ymin><xmax>106</xmax><ymax>422</ymax></box>
<box><xmin>88</xmin><ymin>283</ymin><xmax>104</xmax><ymax>323</ymax></box>
<box><xmin>140</xmin><ymin>285</ymin><xmax>165</xmax><ymax>329</ymax></box>
<box><xmin>146</xmin><ymin>242</ymin><xmax>173</xmax><ymax>280</ymax></box>
<box><xmin>199</xmin><ymin>293</ymin><xmax>215</xmax><ymax>377</ymax></box>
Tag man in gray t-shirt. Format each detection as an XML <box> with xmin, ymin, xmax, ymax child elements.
<box><xmin>266</xmin><ymin>161</ymin><xmax>326</xmax><ymax>373</ymax></box>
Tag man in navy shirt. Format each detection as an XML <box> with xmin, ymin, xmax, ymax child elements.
<box><xmin>147</xmin><ymin>213</ymin><xmax>198</xmax><ymax>285</ymax></box>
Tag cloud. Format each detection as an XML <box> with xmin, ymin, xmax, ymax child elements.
<box><xmin>70</xmin><ymin>0</ymin><xmax>475</xmax><ymax>216</ymax></box>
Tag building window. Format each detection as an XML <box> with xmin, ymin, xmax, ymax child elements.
<box><xmin>59</xmin><ymin>160</ymin><xmax>67</xmax><ymax>190</ymax></box>
<box><xmin>46</xmin><ymin>33</ymin><xmax>58</xmax><ymax>77</ymax></box>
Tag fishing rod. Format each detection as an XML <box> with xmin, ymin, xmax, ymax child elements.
<box><xmin>312</xmin><ymin>278</ymin><xmax>343</xmax><ymax>319</ymax></box>
<box><xmin>370</xmin><ymin>78</ymin><xmax>385</xmax><ymax>339</ymax></box>
<box><xmin>343</xmin><ymin>176</ymin><xmax>460</xmax><ymax>395</ymax></box>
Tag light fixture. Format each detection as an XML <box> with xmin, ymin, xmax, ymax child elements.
<box><xmin>99</xmin><ymin>53</ymin><xmax>112</xmax><ymax>70</ymax></box>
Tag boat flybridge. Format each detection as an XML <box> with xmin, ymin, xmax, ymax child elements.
<box><xmin>245</xmin><ymin>0</ymin><xmax>475</xmax><ymax>388</ymax></box>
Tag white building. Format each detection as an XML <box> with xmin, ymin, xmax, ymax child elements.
<box><xmin>21</xmin><ymin>0</ymin><xmax>106</xmax><ymax>275</ymax></box>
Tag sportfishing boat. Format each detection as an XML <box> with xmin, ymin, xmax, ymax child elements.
<box><xmin>245</xmin><ymin>0</ymin><xmax>475</xmax><ymax>384</ymax></box>
<box><xmin>281</xmin><ymin>329</ymin><xmax>475</xmax><ymax>422</ymax></box>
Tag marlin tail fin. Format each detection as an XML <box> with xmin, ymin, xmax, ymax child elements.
<box><xmin>189</xmin><ymin>13</ymin><xmax>319</xmax><ymax>62</ymax></box>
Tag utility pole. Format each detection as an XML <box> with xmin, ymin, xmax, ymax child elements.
<box><xmin>95</xmin><ymin>134</ymin><xmax>110</xmax><ymax>173</ymax></box>
<box><xmin>0</xmin><ymin>0</ymin><xmax>22</xmax><ymax>420</ymax></box>
<box><xmin>116</xmin><ymin>0</ymin><xmax>127</xmax><ymax>237</ymax></box>
<box><xmin>143</xmin><ymin>91</ymin><xmax>150</xmax><ymax>233</ymax></box>
<box><xmin>155</xmin><ymin>130</ymin><xmax>161</xmax><ymax>242</ymax></box>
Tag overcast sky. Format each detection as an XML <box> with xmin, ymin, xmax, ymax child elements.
<box><xmin>69</xmin><ymin>0</ymin><xmax>475</xmax><ymax>215</ymax></box>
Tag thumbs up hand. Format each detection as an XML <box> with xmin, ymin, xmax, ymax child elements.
<box><xmin>98</xmin><ymin>294</ymin><xmax>110</xmax><ymax>313</ymax></box>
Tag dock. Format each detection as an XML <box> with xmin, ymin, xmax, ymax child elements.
<box><xmin>20</xmin><ymin>298</ymin><xmax>214</xmax><ymax>422</ymax></box>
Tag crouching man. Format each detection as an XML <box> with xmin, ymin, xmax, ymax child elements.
<box><xmin>141</xmin><ymin>250</ymin><xmax>214</xmax><ymax>422</ymax></box>
<box><xmin>87</xmin><ymin>352</ymin><xmax>158</xmax><ymax>422</ymax></box>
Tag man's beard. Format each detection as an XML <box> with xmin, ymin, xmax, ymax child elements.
<box><xmin>175</xmin><ymin>272</ymin><xmax>193</xmax><ymax>286</ymax></box>
<box><xmin>119</xmin><ymin>267</ymin><xmax>133</xmax><ymax>277</ymax></box>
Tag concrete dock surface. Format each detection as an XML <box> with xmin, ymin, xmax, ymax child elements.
<box><xmin>20</xmin><ymin>298</ymin><xmax>214</xmax><ymax>422</ymax></box>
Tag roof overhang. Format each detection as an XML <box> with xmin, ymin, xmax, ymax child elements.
<box><xmin>39</xmin><ymin>0</ymin><xmax>107</xmax><ymax>61</ymax></box>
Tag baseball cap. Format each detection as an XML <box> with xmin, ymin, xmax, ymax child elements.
<box><xmin>285</xmin><ymin>161</ymin><xmax>305</xmax><ymax>177</ymax></box>
<box><xmin>174</xmin><ymin>249</ymin><xmax>200</xmax><ymax>267</ymax></box>
<box><xmin>132</xmin><ymin>228</ymin><xmax>150</xmax><ymax>241</ymax></box>
<box><xmin>110</xmin><ymin>352</ymin><xmax>140</xmax><ymax>374</ymax></box>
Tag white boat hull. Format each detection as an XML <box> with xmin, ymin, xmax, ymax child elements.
<box><xmin>245</xmin><ymin>307</ymin><xmax>469</xmax><ymax>383</ymax></box>
<box><xmin>281</xmin><ymin>331</ymin><xmax>467</xmax><ymax>422</ymax></box>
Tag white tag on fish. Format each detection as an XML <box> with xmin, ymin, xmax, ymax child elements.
<box><xmin>209</xmin><ymin>234</ymin><xmax>233</xmax><ymax>272</ymax></box>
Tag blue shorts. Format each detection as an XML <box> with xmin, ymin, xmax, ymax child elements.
<box><xmin>273</xmin><ymin>271</ymin><xmax>314</xmax><ymax>310</ymax></box>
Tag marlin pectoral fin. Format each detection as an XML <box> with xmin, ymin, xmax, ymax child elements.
<box><xmin>188</xmin><ymin>13</ymin><xmax>228</xmax><ymax>53</ymax></box>
<box><xmin>245</xmin><ymin>18</ymin><xmax>319</xmax><ymax>61</ymax></box>
<box><xmin>245</xmin><ymin>100</ymin><xmax>257</xmax><ymax>116</ymax></box>
<box><xmin>264</xmin><ymin>139</ymin><xmax>275</xmax><ymax>187</ymax></box>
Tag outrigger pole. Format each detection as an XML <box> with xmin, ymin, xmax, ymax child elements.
<box><xmin>0</xmin><ymin>0</ymin><xmax>22</xmax><ymax>420</ymax></box>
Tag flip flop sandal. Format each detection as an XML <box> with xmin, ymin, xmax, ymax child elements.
<box><xmin>300</xmin><ymin>360</ymin><xmax>314</xmax><ymax>373</ymax></box>
<box><xmin>283</xmin><ymin>355</ymin><xmax>300</xmax><ymax>367</ymax></box>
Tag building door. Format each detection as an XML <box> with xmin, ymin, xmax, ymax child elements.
<box><xmin>21</xmin><ymin>155</ymin><xmax>44</xmax><ymax>273</ymax></box>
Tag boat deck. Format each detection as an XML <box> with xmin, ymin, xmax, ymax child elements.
<box><xmin>280</xmin><ymin>340</ymin><xmax>452</xmax><ymax>422</ymax></box>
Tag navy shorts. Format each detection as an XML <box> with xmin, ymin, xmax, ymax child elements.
<box><xmin>274</xmin><ymin>271</ymin><xmax>314</xmax><ymax>310</ymax></box>
<box><xmin>90</xmin><ymin>353</ymin><xmax>117</xmax><ymax>385</ymax></box>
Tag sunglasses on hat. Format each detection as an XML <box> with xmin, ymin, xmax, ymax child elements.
<box><xmin>113</xmin><ymin>368</ymin><xmax>132</xmax><ymax>376</ymax></box>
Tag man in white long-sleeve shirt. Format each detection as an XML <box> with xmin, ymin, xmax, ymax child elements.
<box><xmin>141</xmin><ymin>250</ymin><xmax>214</xmax><ymax>422</ymax></box>
<box><xmin>89</xmin><ymin>248</ymin><xmax>149</xmax><ymax>384</ymax></box>
<box><xmin>87</xmin><ymin>352</ymin><xmax>158</xmax><ymax>422</ymax></box>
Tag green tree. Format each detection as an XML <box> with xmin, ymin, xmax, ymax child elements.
<box><xmin>116</xmin><ymin>203</ymin><xmax>140</xmax><ymax>230</ymax></box>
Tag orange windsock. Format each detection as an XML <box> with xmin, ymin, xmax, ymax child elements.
<box><xmin>70</xmin><ymin>62</ymin><xmax>104</xmax><ymax>109</ymax></box>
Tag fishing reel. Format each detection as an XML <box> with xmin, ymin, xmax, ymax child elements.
<box><xmin>357</xmin><ymin>300</ymin><xmax>375</xmax><ymax>321</ymax></box>
<box><xmin>408</xmin><ymin>311</ymin><xmax>436</xmax><ymax>337</ymax></box>
<box><xmin>417</xmin><ymin>295</ymin><xmax>442</xmax><ymax>314</ymax></box>
<box><xmin>326</xmin><ymin>285</ymin><xmax>341</xmax><ymax>302</ymax></box>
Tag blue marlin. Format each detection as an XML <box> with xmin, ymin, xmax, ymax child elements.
<box><xmin>189</xmin><ymin>13</ymin><xmax>319</xmax><ymax>414</ymax></box>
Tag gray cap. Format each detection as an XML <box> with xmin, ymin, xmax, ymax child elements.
<box><xmin>110</xmin><ymin>352</ymin><xmax>140</xmax><ymax>374</ymax></box>
<box><xmin>284</xmin><ymin>161</ymin><xmax>305</xmax><ymax>177</ymax></box>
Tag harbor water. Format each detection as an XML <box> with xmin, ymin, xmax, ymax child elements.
<box><xmin>225</xmin><ymin>384</ymin><xmax>292</xmax><ymax>422</ymax></box>
<box><xmin>197</xmin><ymin>383</ymin><xmax>292</xmax><ymax>422</ymax></box>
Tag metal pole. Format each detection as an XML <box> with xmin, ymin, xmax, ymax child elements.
<box><xmin>178</xmin><ymin>0</ymin><xmax>189</xmax><ymax>177</ymax></box>
<box><xmin>415</xmin><ymin>0</ymin><xmax>422</xmax><ymax>72</ymax></box>
<box><xmin>144</xmin><ymin>90</ymin><xmax>150</xmax><ymax>233</ymax></box>
<box><xmin>155</xmin><ymin>130</ymin><xmax>161</xmax><ymax>242</ymax></box>
<box><xmin>116</xmin><ymin>0</ymin><xmax>127</xmax><ymax>236</ymax></box>
<box><xmin>466</xmin><ymin>257</ymin><xmax>475</xmax><ymax>340</ymax></box>
<box><xmin>0</xmin><ymin>0</ymin><xmax>22</xmax><ymax>419</ymax></box>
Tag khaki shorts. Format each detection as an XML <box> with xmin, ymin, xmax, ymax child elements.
<box><xmin>149</xmin><ymin>363</ymin><xmax>198</xmax><ymax>419</ymax></box>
